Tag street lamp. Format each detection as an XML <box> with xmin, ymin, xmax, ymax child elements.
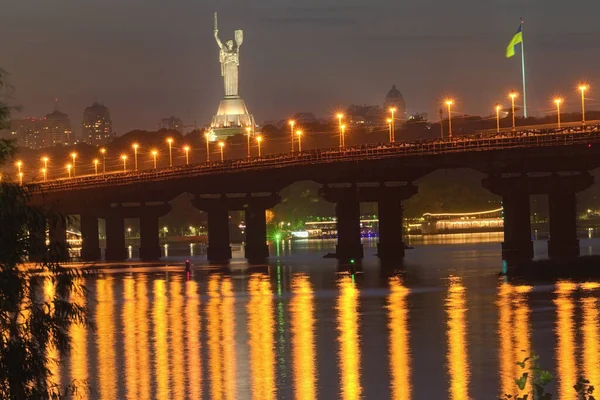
<box><xmin>121</xmin><ymin>155</ymin><xmax>127</xmax><ymax>172</ymax></box>
<box><xmin>184</xmin><ymin>145</ymin><xmax>190</xmax><ymax>165</ymax></box>
<box><xmin>509</xmin><ymin>91</ymin><xmax>518</xmax><ymax>132</ymax></box>
<box><xmin>132</xmin><ymin>143</ymin><xmax>139</xmax><ymax>171</ymax></box>
<box><xmin>204</xmin><ymin>132</ymin><xmax>210</xmax><ymax>162</ymax></box>
<box><xmin>256</xmin><ymin>135</ymin><xmax>263</xmax><ymax>157</ymax></box>
<box><xmin>289</xmin><ymin>120</ymin><xmax>295</xmax><ymax>152</ymax></box>
<box><xmin>389</xmin><ymin>107</ymin><xmax>396</xmax><ymax>143</ymax></box>
<box><xmin>100</xmin><ymin>148</ymin><xmax>106</xmax><ymax>174</ymax></box>
<box><xmin>19</xmin><ymin>172</ymin><xmax>23</xmax><ymax>186</ymax></box>
<box><xmin>70</xmin><ymin>153</ymin><xmax>77</xmax><ymax>177</ymax></box>
<box><xmin>246</xmin><ymin>126</ymin><xmax>252</xmax><ymax>158</ymax></box>
<box><xmin>386</xmin><ymin>118</ymin><xmax>393</xmax><ymax>142</ymax></box>
<box><xmin>152</xmin><ymin>150</ymin><xmax>158</xmax><ymax>169</ymax></box>
<box><xmin>42</xmin><ymin>156</ymin><xmax>49</xmax><ymax>171</ymax></box>
<box><xmin>444</xmin><ymin>100</ymin><xmax>453</xmax><ymax>140</ymax></box>
<box><xmin>66</xmin><ymin>164</ymin><xmax>72</xmax><ymax>179</ymax></box>
<box><xmin>579</xmin><ymin>84</ymin><xmax>589</xmax><ymax>126</ymax></box>
<box><xmin>554</xmin><ymin>98</ymin><xmax>563</xmax><ymax>129</ymax></box>
<box><xmin>16</xmin><ymin>160</ymin><xmax>22</xmax><ymax>174</ymax></box>
<box><xmin>336</xmin><ymin>113</ymin><xmax>344</xmax><ymax>148</ymax></box>
<box><xmin>218</xmin><ymin>141</ymin><xmax>225</xmax><ymax>161</ymax></box>
<box><xmin>495</xmin><ymin>104</ymin><xmax>501</xmax><ymax>133</ymax></box>
<box><xmin>340</xmin><ymin>125</ymin><xmax>346</xmax><ymax>148</ymax></box>
<box><xmin>93</xmin><ymin>159</ymin><xmax>99</xmax><ymax>175</ymax></box>
<box><xmin>167</xmin><ymin>137</ymin><xmax>173</xmax><ymax>167</ymax></box>
<box><xmin>41</xmin><ymin>168</ymin><xmax>47</xmax><ymax>182</ymax></box>
<box><xmin>296</xmin><ymin>130</ymin><xmax>303</xmax><ymax>152</ymax></box>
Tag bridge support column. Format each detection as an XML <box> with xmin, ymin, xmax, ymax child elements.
<box><xmin>193</xmin><ymin>197</ymin><xmax>232</xmax><ymax>263</ymax></box>
<box><xmin>548</xmin><ymin>193</ymin><xmax>579</xmax><ymax>261</ymax></box>
<box><xmin>28</xmin><ymin>217</ymin><xmax>47</xmax><ymax>263</ymax></box>
<box><xmin>243</xmin><ymin>194</ymin><xmax>280</xmax><ymax>263</ymax></box>
<box><xmin>376</xmin><ymin>184</ymin><xmax>418</xmax><ymax>260</ymax></box>
<box><xmin>105</xmin><ymin>216</ymin><xmax>127</xmax><ymax>261</ymax></box>
<box><xmin>501</xmin><ymin>191</ymin><xmax>534</xmax><ymax>261</ymax></box>
<box><xmin>48</xmin><ymin>215</ymin><xmax>68</xmax><ymax>262</ymax></box>
<box><xmin>139</xmin><ymin>213</ymin><xmax>161</xmax><ymax>261</ymax></box>
<box><xmin>321</xmin><ymin>186</ymin><xmax>363</xmax><ymax>261</ymax></box>
<box><xmin>80</xmin><ymin>215</ymin><xmax>101</xmax><ymax>261</ymax></box>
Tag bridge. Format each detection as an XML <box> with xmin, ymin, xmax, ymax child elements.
<box><xmin>26</xmin><ymin>124</ymin><xmax>600</xmax><ymax>266</ymax></box>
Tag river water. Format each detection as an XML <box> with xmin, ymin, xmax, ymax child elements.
<box><xmin>53</xmin><ymin>234</ymin><xmax>600</xmax><ymax>399</ymax></box>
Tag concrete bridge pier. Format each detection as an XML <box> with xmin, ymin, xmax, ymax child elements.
<box><xmin>375</xmin><ymin>184</ymin><xmax>418</xmax><ymax>260</ymax></box>
<box><xmin>193</xmin><ymin>196</ymin><xmax>232</xmax><ymax>264</ymax></box>
<box><xmin>139</xmin><ymin>213</ymin><xmax>162</xmax><ymax>261</ymax></box>
<box><xmin>28</xmin><ymin>217</ymin><xmax>47</xmax><ymax>263</ymax></box>
<box><xmin>105</xmin><ymin>215</ymin><xmax>127</xmax><ymax>262</ymax></box>
<box><xmin>320</xmin><ymin>185</ymin><xmax>363</xmax><ymax>261</ymax></box>
<box><xmin>48</xmin><ymin>215</ymin><xmax>68</xmax><ymax>262</ymax></box>
<box><xmin>80</xmin><ymin>215</ymin><xmax>101</xmax><ymax>261</ymax></box>
<box><xmin>242</xmin><ymin>194</ymin><xmax>281</xmax><ymax>263</ymax></box>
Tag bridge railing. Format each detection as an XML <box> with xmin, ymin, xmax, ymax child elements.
<box><xmin>28</xmin><ymin>126</ymin><xmax>600</xmax><ymax>194</ymax></box>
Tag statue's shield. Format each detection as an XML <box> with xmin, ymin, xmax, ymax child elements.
<box><xmin>235</xmin><ymin>30</ymin><xmax>244</xmax><ymax>47</ymax></box>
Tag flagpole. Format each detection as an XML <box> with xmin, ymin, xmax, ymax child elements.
<box><xmin>520</xmin><ymin>19</ymin><xmax>527</xmax><ymax>118</ymax></box>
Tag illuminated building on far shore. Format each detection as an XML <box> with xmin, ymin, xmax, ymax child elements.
<box><xmin>43</xmin><ymin>110</ymin><xmax>73</xmax><ymax>146</ymax></box>
<box><xmin>10</xmin><ymin>117</ymin><xmax>44</xmax><ymax>149</ymax></box>
<box><xmin>82</xmin><ymin>102</ymin><xmax>113</xmax><ymax>145</ymax></box>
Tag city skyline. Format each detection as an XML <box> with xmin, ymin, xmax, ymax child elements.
<box><xmin>2</xmin><ymin>1</ymin><xmax>600</xmax><ymax>134</ymax></box>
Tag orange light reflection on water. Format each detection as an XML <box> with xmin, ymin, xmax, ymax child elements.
<box><xmin>96</xmin><ymin>278</ymin><xmax>117</xmax><ymax>400</ymax></box>
<box><xmin>336</xmin><ymin>275</ymin><xmax>362</xmax><ymax>400</ymax></box>
<box><xmin>43</xmin><ymin>278</ymin><xmax>60</xmax><ymax>390</ymax></box>
<box><xmin>136</xmin><ymin>276</ymin><xmax>151</xmax><ymax>400</ymax></box>
<box><xmin>169</xmin><ymin>278</ymin><xmax>185</xmax><ymax>399</ymax></box>
<box><xmin>290</xmin><ymin>274</ymin><xmax>317</xmax><ymax>400</ymax></box>
<box><xmin>70</xmin><ymin>278</ymin><xmax>88</xmax><ymax>400</ymax></box>
<box><xmin>221</xmin><ymin>278</ymin><xmax>237</xmax><ymax>400</ymax></box>
<box><xmin>248</xmin><ymin>274</ymin><xmax>276</xmax><ymax>400</ymax></box>
<box><xmin>207</xmin><ymin>275</ymin><xmax>224</xmax><ymax>400</ymax></box>
<box><xmin>185</xmin><ymin>280</ymin><xmax>202</xmax><ymax>399</ymax></box>
<box><xmin>387</xmin><ymin>276</ymin><xmax>411</xmax><ymax>400</ymax></box>
<box><xmin>445</xmin><ymin>276</ymin><xmax>469</xmax><ymax>400</ymax></box>
<box><xmin>122</xmin><ymin>276</ymin><xmax>138</xmax><ymax>400</ymax></box>
<box><xmin>554</xmin><ymin>280</ymin><xmax>577</xmax><ymax>400</ymax></box>
<box><xmin>581</xmin><ymin>283</ymin><xmax>600</xmax><ymax>391</ymax></box>
<box><xmin>153</xmin><ymin>279</ymin><xmax>170</xmax><ymax>399</ymax></box>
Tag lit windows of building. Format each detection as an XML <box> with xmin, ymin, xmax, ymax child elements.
<box><xmin>82</xmin><ymin>102</ymin><xmax>113</xmax><ymax>145</ymax></box>
<box><xmin>158</xmin><ymin>116</ymin><xmax>183</xmax><ymax>133</ymax></box>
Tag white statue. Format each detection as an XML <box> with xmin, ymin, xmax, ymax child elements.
<box><xmin>214</xmin><ymin>12</ymin><xmax>243</xmax><ymax>98</ymax></box>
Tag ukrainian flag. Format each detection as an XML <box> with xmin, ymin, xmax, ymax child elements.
<box><xmin>506</xmin><ymin>25</ymin><xmax>523</xmax><ymax>58</ymax></box>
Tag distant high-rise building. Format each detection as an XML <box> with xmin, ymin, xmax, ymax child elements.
<box><xmin>10</xmin><ymin>117</ymin><xmax>44</xmax><ymax>149</ymax></box>
<box><xmin>158</xmin><ymin>116</ymin><xmax>183</xmax><ymax>132</ymax></box>
<box><xmin>42</xmin><ymin>110</ymin><xmax>72</xmax><ymax>146</ymax></box>
<box><xmin>82</xmin><ymin>102</ymin><xmax>113</xmax><ymax>145</ymax></box>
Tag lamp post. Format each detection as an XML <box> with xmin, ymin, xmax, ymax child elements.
<box><xmin>204</xmin><ymin>132</ymin><xmax>210</xmax><ymax>162</ymax></box>
<box><xmin>554</xmin><ymin>98</ymin><xmax>563</xmax><ymax>129</ymax></box>
<box><xmin>509</xmin><ymin>91</ymin><xmax>518</xmax><ymax>132</ymax></box>
<box><xmin>67</xmin><ymin>164</ymin><xmax>72</xmax><ymax>179</ymax></box>
<box><xmin>184</xmin><ymin>145</ymin><xmax>190</xmax><ymax>165</ymax></box>
<box><xmin>152</xmin><ymin>150</ymin><xmax>158</xmax><ymax>169</ymax></box>
<box><xmin>579</xmin><ymin>84</ymin><xmax>589</xmax><ymax>126</ymax></box>
<box><xmin>337</xmin><ymin>113</ymin><xmax>344</xmax><ymax>148</ymax></box>
<box><xmin>41</xmin><ymin>168</ymin><xmax>47</xmax><ymax>182</ymax></box>
<box><xmin>386</xmin><ymin>118</ymin><xmax>393</xmax><ymax>142</ymax></box>
<box><xmin>16</xmin><ymin>160</ymin><xmax>22</xmax><ymax>174</ymax></box>
<box><xmin>256</xmin><ymin>135</ymin><xmax>263</xmax><ymax>157</ymax></box>
<box><xmin>444</xmin><ymin>100</ymin><xmax>453</xmax><ymax>140</ymax></box>
<box><xmin>167</xmin><ymin>138</ymin><xmax>173</xmax><ymax>167</ymax></box>
<box><xmin>19</xmin><ymin>172</ymin><xmax>23</xmax><ymax>186</ymax></box>
<box><xmin>289</xmin><ymin>120</ymin><xmax>295</xmax><ymax>152</ymax></box>
<box><xmin>219</xmin><ymin>141</ymin><xmax>225</xmax><ymax>161</ymax></box>
<box><xmin>495</xmin><ymin>105</ymin><xmax>501</xmax><ymax>133</ymax></box>
<box><xmin>132</xmin><ymin>143</ymin><xmax>139</xmax><ymax>171</ymax></box>
<box><xmin>389</xmin><ymin>107</ymin><xmax>396</xmax><ymax>143</ymax></box>
<box><xmin>246</xmin><ymin>126</ymin><xmax>252</xmax><ymax>158</ymax></box>
<box><xmin>100</xmin><ymin>148</ymin><xmax>106</xmax><ymax>174</ymax></box>
<box><xmin>296</xmin><ymin>130</ymin><xmax>303</xmax><ymax>152</ymax></box>
<box><xmin>93</xmin><ymin>159</ymin><xmax>99</xmax><ymax>175</ymax></box>
<box><xmin>71</xmin><ymin>153</ymin><xmax>77</xmax><ymax>177</ymax></box>
<box><xmin>121</xmin><ymin>155</ymin><xmax>127</xmax><ymax>172</ymax></box>
<box><xmin>42</xmin><ymin>156</ymin><xmax>48</xmax><ymax>171</ymax></box>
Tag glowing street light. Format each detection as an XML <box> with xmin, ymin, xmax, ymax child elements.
<box><xmin>93</xmin><ymin>159</ymin><xmax>99</xmax><ymax>175</ymax></box>
<box><xmin>16</xmin><ymin>160</ymin><xmax>22</xmax><ymax>174</ymax></box>
<box><xmin>554</xmin><ymin>98</ymin><xmax>563</xmax><ymax>129</ymax></box>
<box><xmin>121</xmin><ymin>154</ymin><xmax>127</xmax><ymax>172</ymax></box>
<box><xmin>42</xmin><ymin>156</ymin><xmax>49</xmax><ymax>171</ymax></box>
<box><xmin>509</xmin><ymin>91</ymin><xmax>518</xmax><ymax>132</ymax></box>
<box><xmin>495</xmin><ymin>104</ymin><xmax>502</xmax><ymax>133</ymax></box>
<box><xmin>256</xmin><ymin>135</ymin><xmax>263</xmax><ymax>157</ymax></box>
<box><xmin>19</xmin><ymin>172</ymin><xmax>23</xmax><ymax>186</ymax></box>
<box><xmin>204</xmin><ymin>132</ymin><xmax>210</xmax><ymax>162</ymax></box>
<box><xmin>336</xmin><ymin>113</ymin><xmax>344</xmax><ymax>148</ymax></box>
<box><xmin>184</xmin><ymin>145</ymin><xmax>190</xmax><ymax>165</ymax></box>
<box><xmin>132</xmin><ymin>143</ymin><xmax>139</xmax><ymax>171</ymax></box>
<box><xmin>70</xmin><ymin>152</ymin><xmax>77</xmax><ymax>176</ymax></box>
<box><xmin>167</xmin><ymin>137</ymin><xmax>173</xmax><ymax>167</ymax></box>
<box><xmin>389</xmin><ymin>107</ymin><xmax>397</xmax><ymax>143</ymax></box>
<box><xmin>296</xmin><ymin>130</ymin><xmax>303</xmax><ymax>152</ymax></box>
<box><xmin>151</xmin><ymin>150</ymin><xmax>158</xmax><ymax>169</ymax></box>
<box><xmin>246</xmin><ymin>126</ymin><xmax>252</xmax><ymax>158</ymax></box>
<box><xmin>289</xmin><ymin>120</ymin><xmax>295</xmax><ymax>152</ymax></box>
<box><xmin>218</xmin><ymin>141</ymin><xmax>225</xmax><ymax>161</ymax></box>
<box><xmin>444</xmin><ymin>100</ymin><xmax>453</xmax><ymax>140</ymax></box>
<box><xmin>100</xmin><ymin>148</ymin><xmax>107</xmax><ymax>174</ymax></box>
<box><xmin>386</xmin><ymin>118</ymin><xmax>393</xmax><ymax>142</ymax></box>
<box><xmin>41</xmin><ymin>168</ymin><xmax>47</xmax><ymax>182</ymax></box>
<box><xmin>579</xmin><ymin>84</ymin><xmax>589</xmax><ymax>125</ymax></box>
<box><xmin>340</xmin><ymin>125</ymin><xmax>346</xmax><ymax>148</ymax></box>
<box><xmin>66</xmin><ymin>164</ymin><xmax>72</xmax><ymax>179</ymax></box>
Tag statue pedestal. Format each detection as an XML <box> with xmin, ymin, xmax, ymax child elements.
<box><xmin>210</xmin><ymin>96</ymin><xmax>255</xmax><ymax>139</ymax></box>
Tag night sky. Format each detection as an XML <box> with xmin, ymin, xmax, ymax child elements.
<box><xmin>2</xmin><ymin>0</ymin><xmax>599</xmax><ymax>134</ymax></box>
